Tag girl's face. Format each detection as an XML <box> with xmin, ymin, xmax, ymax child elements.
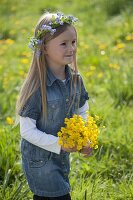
<box><xmin>44</xmin><ymin>26</ymin><xmax>77</xmax><ymax>68</ymax></box>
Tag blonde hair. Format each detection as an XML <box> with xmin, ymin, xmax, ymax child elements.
<box><xmin>13</xmin><ymin>12</ymin><xmax>79</xmax><ymax>128</ymax></box>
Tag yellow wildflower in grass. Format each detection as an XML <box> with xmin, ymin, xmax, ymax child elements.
<box><xmin>19</xmin><ymin>70</ymin><xmax>27</xmax><ymax>78</ymax></box>
<box><xmin>58</xmin><ymin>114</ymin><xmax>100</xmax><ymax>151</ymax></box>
<box><xmin>90</xmin><ymin>66</ymin><xmax>96</xmax><ymax>71</ymax></box>
<box><xmin>109</xmin><ymin>63</ymin><xmax>120</xmax><ymax>70</ymax></box>
<box><xmin>5</xmin><ymin>39</ymin><xmax>14</xmax><ymax>45</ymax></box>
<box><xmin>83</xmin><ymin>44</ymin><xmax>89</xmax><ymax>49</ymax></box>
<box><xmin>98</xmin><ymin>44</ymin><xmax>107</xmax><ymax>50</ymax></box>
<box><xmin>125</xmin><ymin>34</ymin><xmax>133</xmax><ymax>41</ymax></box>
<box><xmin>97</xmin><ymin>72</ymin><xmax>103</xmax><ymax>78</ymax></box>
<box><xmin>116</xmin><ymin>42</ymin><xmax>125</xmax><ymax>49</ymax></box>
<box><xmin>22</xmin><ymin>51</ymin><xmax>31</xmax><ymax>57</ymax></box>
<box><xmin>86</xmin><ymin>71</ymin><xmax>94</xmax><ymax>77</ymax></box>
<box><xmin>6</xmin><ymin>117</ymin><xmax>14</xmax><ymax>125</ymax></box>
<box><xmin>20</xmin><ymin>58</ymin><xmax>29</xmax><ymax>64</ymax></box>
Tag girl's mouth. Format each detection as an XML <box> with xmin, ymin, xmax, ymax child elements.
<box><xmin>65</xmin><ymin>55</ymin><xmax>73</xmax><ymax>57</ymax></box>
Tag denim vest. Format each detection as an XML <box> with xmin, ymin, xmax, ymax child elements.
<box><xmin>19</xmin><ymin>65</ymin><xmax>89</xmax><ymax>197</ymax></box>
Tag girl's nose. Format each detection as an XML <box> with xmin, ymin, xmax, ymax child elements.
<box><xmin>68</xmin><ymin>45</ymin><xmax>75</xmax><ymax>52</ymax></box>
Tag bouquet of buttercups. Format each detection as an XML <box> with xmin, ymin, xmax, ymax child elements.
<box><xmin>58</xmin><ymin>114</ymin><xmax>100</xmax><ymax>151</ymax></box>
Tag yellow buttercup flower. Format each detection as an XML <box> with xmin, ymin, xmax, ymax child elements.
<box><xmin>98</xmin><ymin>44</ymin><xmax>107</xmax><ymax>50</ymax></box>
<box><xmin>116</xmin><ymin>42</ymin><xmax>125</xmax><ymax>49</ymax></box>
<box><xmin>20</xmin><ymin>58</ymin><xmax>29</xmax><ymax>64</ymax></box>
<box><xmin>57</xmin><ymin>114</ymin><xmax>100</xmax><ymax>151</ymax></box>
<box><xmin>6</xmin><ymin>117</ymin><xmax>14</xmax><ymax>125</ymax></box>
<box><xmin>109</xmin><ymin>63</ymin><xmax>120</xmax><ymax>70</ymax></box>
<box><xmin>5</xmin><ymin>39</ymin><xmax>14</xmax><ymax>45</ymax></box>
<box><xmin>97</xmin><ymin>72</ymin><xmax>103</xmax><ymax>78</ymax></box>
<box><xmin>125</xmin><ymin>34</ymin><xmax>133</xmax><ymax>41</ymax></box>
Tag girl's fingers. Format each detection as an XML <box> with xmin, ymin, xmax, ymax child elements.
<box><xmin>80</xmin><ymin>146</ymin><xmax>93</xmax><ymax>156</ymax></box>
<box><xmin>83</xmin><ymin>150</ymin><xmax>92</xmax><ymax>157</ymax></box>
<box><xmin>62</xmin><ymin>146</ymin><xmax>77</xmax><ymax>152</ymax></box>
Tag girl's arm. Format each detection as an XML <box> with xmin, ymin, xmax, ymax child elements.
<box><xmin>77</xmin><ymin>100</ymin><xmax>89</xmax><ymax>120</ymax></box>
<box><xmin>20</xmin><ymin>116</ymin><xmax>61</xmax><ymax>154</ymax></box>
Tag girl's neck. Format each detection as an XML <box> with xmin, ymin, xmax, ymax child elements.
<box><xmin>47</xmin><ymin>63</ymin><xmax>66</xmax><ymax>80</ymax></box>
<box><xmin>53</xmin><ymin>70</ymin><xmax>66</xmax><ymax>80</ymax></box>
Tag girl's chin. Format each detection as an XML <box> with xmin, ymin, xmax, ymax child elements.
<box><xmin>65</xmin><ymin>60</ymin><xmax>73</xmax><ymax>65</ymax></box>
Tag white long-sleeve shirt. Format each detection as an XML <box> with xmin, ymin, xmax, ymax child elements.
<box><xmin>20</xmin><ymin>101</ymin><xmax>89</xmax><ymax>154</ymax></box>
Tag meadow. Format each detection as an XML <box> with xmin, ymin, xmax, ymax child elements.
<box><xmin>0</xmin><ymin>0</ymin><xmax>133</xmax><ymax>199</ymax></box>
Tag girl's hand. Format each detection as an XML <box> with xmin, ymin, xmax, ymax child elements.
<box><xmin>61</xmin><ymin>146</ymin><xmax>77</xmax><ymax>153</ymax></box>
<box><xmin>80</xmin><ymin>142</ymin><xmax>93</xmax><ymax>157</ymax></box>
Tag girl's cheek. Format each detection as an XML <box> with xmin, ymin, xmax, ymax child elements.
<box><xmin>60</xmin><ymin>47</ymin><xmax>66</xmax><ymax>52</ymax></box>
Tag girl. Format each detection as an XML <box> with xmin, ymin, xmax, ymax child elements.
<box><xmin>15</xmin><ymin>12</ymin><xmax>92</xmax><ymax>200</ymax></box>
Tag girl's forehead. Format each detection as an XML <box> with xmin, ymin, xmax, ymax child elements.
<box><xmin>56</xmin><ymin>26</ymin><xmax>77</xmax><ymax>40</ymax></box>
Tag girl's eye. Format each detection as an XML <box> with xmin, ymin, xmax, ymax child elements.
<box><xmin>72</xmin><ymin>40</ymin><xmax>76</xmax><ymax>46</ymax></box>
<box><xmin>61</xmin><ymin>42</ymin><xmax>66</xmax><ymax>46</ymax></box>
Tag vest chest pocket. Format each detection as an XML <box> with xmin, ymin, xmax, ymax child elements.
<box><xmin>47</xmin><ymin>100</ymin><xmax>63</xmax><ymax>122</ymax></box>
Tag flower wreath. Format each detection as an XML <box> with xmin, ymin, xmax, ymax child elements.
<box><xmin>28</xmin><ymin>12</ymin><xmax>78</xmax><ymax>56</ymax></box>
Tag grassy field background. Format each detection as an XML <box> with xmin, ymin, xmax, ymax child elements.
<box><xmin>0</xmin><ymin>0</ymin><xmax>133</xmax><ymax>199</ymax></box>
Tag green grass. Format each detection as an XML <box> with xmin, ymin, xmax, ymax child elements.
<box><xmin>0</xmin><ymin>0</ymin><xmax>133</xmax><ymax>199</ymax></box>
